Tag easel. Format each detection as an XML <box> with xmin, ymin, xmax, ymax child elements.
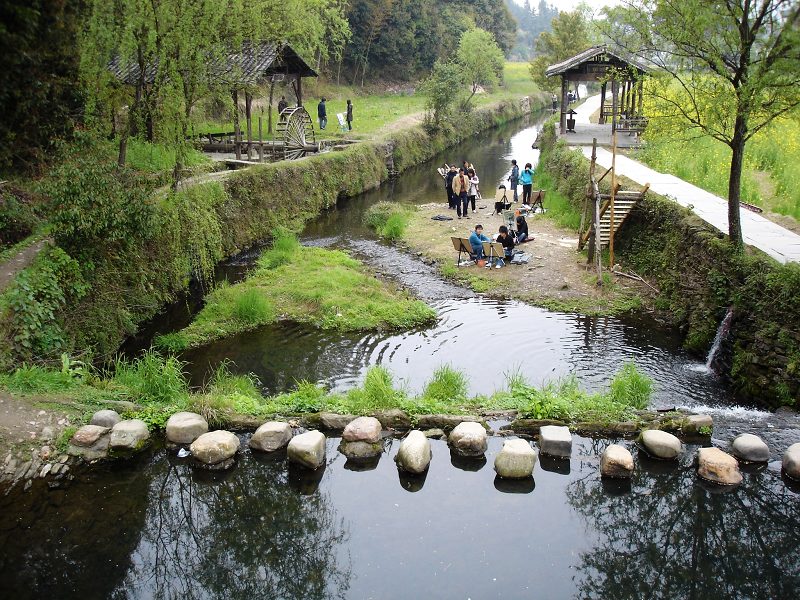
<box><xmin>482</xmin><ymin>241</ymin><xmax>506</xmax><ymax>265</ymax></box>
<box><xmin>450</xmin><ymin>237</ymin><xmax>473</xmax><ymax>265</ymax></box>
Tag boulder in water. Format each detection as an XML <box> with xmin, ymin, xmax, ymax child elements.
<box><xmin>494</xmin><ymin>439</ymin><xmax>537</xmax><ymax>479</ymax></box>
<box><xmin>601</xmin><ymin>444</ymin><xmax>635</xmax><ymax>478</ymax></box>
<box><xmin>372</xmin><ymin>409</ymin><xmax>412</xmax><ymax>430</ymax></box>
<box><xmin>783</xmin><ymin>443</ymin><xmax>800</xmax><ymax>481</ymax></box>
<box><xmin>343</xmin><ymin>416</ymin><xmax>382</xmax><ymax>443</ymax></box>
<box><xmin>288</xmin><ymin>430</ymin><xmax>326</xmax><ymax>469</ymax></box>
<box><xmin>449</xmin><ymin>422</ymin><xmax>488</xmax><ymax>456</ymax></box>
<box><xmin>166</xmin><ymin>412</ymin><xmax>209</xmax><ymax>445</ymax></box>
<box><xmin>697</xmin><ymin>447</ymin><xmax>742</xmax><ymax>486</ymax></box>
<box><xmin>249</xmin><ymin>421</ymin><xmax>293</xmax><ymax>452</ymax></box>
<box><xmin>538</xmin><ymin>425</ymin><xmax>572</xmax><ymax>458</ymax></box>
<box><xmin>395</xmin><ymin>430</ymin><xmax>431</xmax><ymax>474</ymax></box>
<box><xmin>190</xmin><ymin>430</ymin><xmax>240</xmax><ymax>469</ymax></box>
<box><xmin>639</xmin><ymin>430</ymin><xmax>682</xmax><ymax>459</ymax></box>
<box><xmin>339</xmin><ymin>440</ymin><xmax>383</xmax><ymax>459</ymax></box>
<box><xmin>109</xmin><ymin>420</ymin><xmax>150</xmax><ymax>451</ymax></box>
<box><xmin>731</xmin><ymin>433</ymin><xmax>769</xmax><ymax>463</ymax></box>
<box><xmin>318</xmin><ymin>412</ymin><xmax>356</xmax><ymax>432</ymax></box>
<box><xmin>68</xmin><ymin>425</ymin><xmax>111</xmax><ymax>461</ymax></box>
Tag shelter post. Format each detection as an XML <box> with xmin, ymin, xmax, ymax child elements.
<box><xmin>599</xmin><ymin>82</ymin><xmax>607</xmax><ymax>124</ymax></box>
<box><xmin>245</xmin><ymin>91</ymin><xmax>253</xmax><ymax>160</ymax></box>
<box><xmin>560</xmin><ymin>77</ymin><xmax>568</xmax><ymax>134</ymax></box>
<box><xmin>611</xmin><ymin>79</ymin><xmax>618</xmax><ymax>134</ymax></box>
<box><xmin>637</xmin><ymin>78</ymin><xmax>644</xmax><ymax>117</ymax></box>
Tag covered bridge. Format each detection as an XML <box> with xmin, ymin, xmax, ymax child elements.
<box><xmin>545</xmin><ymin>45</ymin><xmax>649</xmax><ymax>137</ymax></box>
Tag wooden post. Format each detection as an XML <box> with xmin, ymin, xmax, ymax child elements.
<box><xmin>620</xmin><ymin>82</ymin><xmax>627</xmax><ymax>119</ymax></box>
<box><xmin>581</xmin><ymin>137</ymin><xmax>597</xmax><ymax>239</ymax></box>
<box><xmin>611</xmin><ymin>80</ymin><xmax>619</xmax><ymax>135</ymax></box>
<box><xmin>560</xmin><ymin>77</ymin><xmax>568</xmax><ymax>134</ymax></box>
<box><xmin>637</xmin><ymin>78</ymin><xmax>644</xmax><ymax>118</ymax></box>
<box><xmin>245</xmin><ymin>91</ymin><xmax>253</xmax><ymax>160</ymax></box>
<box><xmin>296</xmin><ymin>74</ymin><xmax>303</xmax><ymax>106</ymax></box>
<box><xmin>609</xmin><ymin>130</ymin><xmax>618</xmax><ymax>271</ymax></box>
<box><xmin>628</xmin><ymin>80</ymin><xmax>636</xmax><ymax>117</ymax></box>
<box><xmin>599</xmin><ymin>82</ymin><xmax>607</xmax><ymax>124</ymax></box>
<box><xmin>232</xmin><ymin>89</ymin><xmax>241</xmax><ymax>160</ymax></box>
<box><xmin>594</xmin><ymin>184</ymin><xmax>602</xmax><ymax>282</ymax></box>
<box><xmin>258</xmin><ymin>116</ymin><xmax>263</xmax><ymax>162</ymax></box>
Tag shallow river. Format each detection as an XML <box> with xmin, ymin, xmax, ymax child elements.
<box><xmin>2</xmin><ymin>112</ymin><xmax>799</xmax><ymax>599</ymax></box>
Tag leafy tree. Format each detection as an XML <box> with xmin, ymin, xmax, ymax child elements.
<box><xmin>606</xmin><ymin>0</ymin><xmax>800</xmax><ymax>251</ymax></box>
<box><xmin>529</xmin><ymin>8</ymin><xmax>593</xmax><ymax>93</ymax></box>
<box><xmin>457</xmin><ymin>28</ymin><xmax>506</xmax><ymax>106</ymax></box>
<box><xmin>419</xmin><ymin>59</ymin><xmax>465</xmax><ymax>128</ymax></box>
<box><xmin>504</xmin><ymin>0</ymin><xmax>559</xmax><ymax>60</ymax></box>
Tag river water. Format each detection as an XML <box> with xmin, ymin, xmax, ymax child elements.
<box><xmin>2</xmin><ymin>113</ymin><xmax>799</xmax><ymax>599</ymax></box>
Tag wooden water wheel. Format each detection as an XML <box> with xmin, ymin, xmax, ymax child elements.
<box><xmin>275</xmin><ymin>106</ymin><xmax>317</xmax><ymax>160</ymax></box>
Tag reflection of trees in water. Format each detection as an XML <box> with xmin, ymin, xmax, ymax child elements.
<box><xmin>567</xmin><ymin>457</ymin><xmax>800</xmax><ymax>600</ymax></box>
<box><xmin>118</xmin><ymin>455</ymin><xmax>351</xmax><ymax>599</ymax></box>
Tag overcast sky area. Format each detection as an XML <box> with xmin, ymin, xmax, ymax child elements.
<box><xmin>510</xmin><ymin>0</ymin><xmax>622</xmax><ymax>12</ymax></box>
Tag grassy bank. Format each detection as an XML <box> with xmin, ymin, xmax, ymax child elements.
<box><xmin>156</xmin><ymin>233</ymin><xmax>436</xmax><ymax>351</ymax></box>
<box><xmin>537</xmin><ymin>120</ymin><xmax>800</xmax><ymax>407</ymax></box>
<box><xmin>0</xmin><ymin>353</ymin><xmax>654</xmax><ymax>433</ymax></box>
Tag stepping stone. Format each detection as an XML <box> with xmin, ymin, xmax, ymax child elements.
<box><xmin>730</xmin><ymin>433</ymin><xmax>769</xmax><ymax>463</ymax></box>
<box><xmin>372</xmin><ymin>409</ymin><xmax>412</xmax><ymax>430</ymax></box>
<box><xmin>783</xmin><ymin>443</ymin><xmax>800</xmax><ymax>480</ymax></box>
<box><xmin>166</xmin><ymin>412</ymin><xmax>208</xmax><ymax>445</ymax></box>
<box><xmin>494</xmin><ymin>439</ymin><xmax>537</xmax><ymax>479</ymax></box>
<box><xmin>90</xmin><ymin>410</ymin><xmax>121</xmax><ymax>429</ymax></box>
<box><xmin>68</xmin><ymin>425</ymin><xmax>111</xmax><ymax>461</ymax></box>
<box><xmin>249</xmin><ymin>421</ymin><xmax>293</xmax><ymax>452</ymax></box>
<box><xmin>448</xmin><ymin>422</ymin><xmax>488</xmax><ymax>457</ymax></box>
<box><xmin>287</xmin><ymin>430</ymin><xmax>326</xmax><ymax>469</ymax></box>
<box><xmin>109</xmin><ymin>420</ymin><xmax>150</xmax><ymax>451</ymax></box>
<box><xmin>71</xmin><ymin>425</ymin><xmax>109</xmax><ymax>447</ymax></box>
<box><xmin>343</xmin><ymin>416</ymin><xmax>382</xmax><ymax>443</ymax></box>
<box><xmin>318</xmin><ymin>413</ymin><xmax>356</xmax><ymax>432</ymax></box>
<box><xmin>538</xmin><ymin>425</ymin><xmax>572</xmax><ymax>458</ymax></box>
<box><xmin>697</xmin><ymin>447</ymin><xmax>742</xmax><ymax>486</ymax></box>
<box><xmin>339</xmin><ymin>440</ymin><xmax>382</xmax><ymax>459</ymax></box>
<box><xmin>395</xmin><ymin>430</ymin><xmax>431</xmax><ymax>474</ymax></box>
<box><xmin>190</xmin><ymin>430</ymin><xmax>240</xmax><ymax>470</ymax></box>
<box><xmin>639</xmin><ymin>429</ymin><xmax>682</xmax><ymax>459</ymax></box>
<box><xmin>600</xmin><ymin>444</ymin><xmax>634</xmax><ymax>479</ymax></box>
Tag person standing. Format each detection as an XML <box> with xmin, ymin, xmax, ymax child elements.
<box><xmin>277</xmin><ymin>96</ymin><xmax>288</xmax><ymax>117</ymax></box>
<box><xmin>467</xmin><ymin>168</ymin><xmax>480</xmax><ymax>214</ymax></box>
<box><xmin>445</xmin><ymin>164</ymin><xmax>458</xmax><ymax>208</ymax></box>
<box><xmin>551</xmin><ymin>93</ymin><xmax>557</xmax><ymax>112</ymax></box>
<box><xmin>520</xmin><ymin>162</ymin><xmax>534</xmax><ymax>205</ymax></box>
<box><xmin>452</xmin><ymin>168</ymin><xmax>470</xmax><ymax>219</ymax></box>
<box><xmin>508</xmin><ymin>159</ymin><xmax>519</xmax><ymax>202</ymax></box>
<box><xmin>346</xmin><ymin>99</ymin><xmax>353</xmax><ymax>131</ymax></box>
<box><xmin>317</xmin><ymin>97</ymin><xmax>327</xmax><ymax>130</ymax></box>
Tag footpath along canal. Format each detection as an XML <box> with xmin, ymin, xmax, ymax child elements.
<box><xmin>1</xmin><ymin>113</ymin><xmax>798</xmax><ymax>599</ymax></box>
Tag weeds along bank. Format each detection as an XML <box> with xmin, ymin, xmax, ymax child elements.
<box><xmin>0</xmin><ymin>96</ymin><xmax>547</xmax><ymax>368</ymax></box>
<box><xmin>538</xmin><ymin>121</ymin><xmax>800</xmax><ymax>408</ymax></box>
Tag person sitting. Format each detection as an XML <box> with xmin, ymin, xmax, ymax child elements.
<box><xmin>469</xmin><ymin>224</ymin><xmax>490</xmax><ymax>259</ymax></box>
<box><xmin>515</xmin><ymin>215</ymin><xmax>529</xmax><ymax>243</ymax></box>
<box><xmin>491</xmin><ymin>225</ymin><xmax>515</xmax><ymax>268</ymax></box>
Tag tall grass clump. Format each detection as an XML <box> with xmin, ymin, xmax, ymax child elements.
<box><xmin>421</xmin><ymin>365</ymin><xmax>469</xmax><ymax>403</ymax></box>
<box><xmin>363</xmin><ymin>202</ymin><xmax>413</xmax><ymax>240</ymax></box>
<box><xmin>0</xmin><ymin>363</ymin><xmax>77</xmax><ymax>393</ymax></box>
<box><xmin>609</xmin><ymin>362</ymin><xmax>653</xmax><ymax>409</ymax></box>
<box><xmin>340</xmin><ymin>366</ymin><xmax>405</xmax><ymax>412</ymax></box>
<box><xmin>258</xmin><ymin>231</ymin><xmax>301</xmax><ymax>269</ymax></box>
<box><xmin>232</xmin><ymin>288</ymin><xmax>273</xmax><ymax>323</ymax></box>
<box><xmin>111</xmin><ymin>350</ymin><xmax>189</xmax><ymax>404</ymax></box>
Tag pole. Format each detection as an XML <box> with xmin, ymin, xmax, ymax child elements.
<box><xmin>609</xmin><ymin>130</ymin><xmax>618</xmax><ymax>271</ymax></box>
<box><xmin>560</xmin><ymin>77</ymin><xmax>568</xmax><ymax>134</ymax></box>
<box><xmin>258</xmin><ymin>116</ymin><xmax>263</xmax><ymax>162</ymax></box>
<box><xmin>581</xmin><ymin>138</ymin><xmax>597</xmax><ymax>238</ymax></box>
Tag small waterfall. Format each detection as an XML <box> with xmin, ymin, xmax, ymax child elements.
<box><xmin>705</xmin><ymin>307</ymin><xmax>734</xmax><ymax>370</ymax></box>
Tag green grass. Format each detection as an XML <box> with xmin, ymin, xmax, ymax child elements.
<box><xmin>156</xmin><ymin>232</ymin><xmax>437</xmax><ymax>349</ymax></box>
<box><xmin>534</xmin><ymin>171</ymin><xmax>582</xmax><ymax>231</ymax></box>
<box><xmin>363</xmin><ymin>201</ymin><xmax>413</xmax><ymax>240</ymax></box>
<box><xmin>124</xmin><ymin>139</ymin><xmax>210</xmax><ymax>173</ymax></box>
<box><xmin>0</xmin><ymin>354</ymin><xmax>655</xmax><ymax>429</ymax></box>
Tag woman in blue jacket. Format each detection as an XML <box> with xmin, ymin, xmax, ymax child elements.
<box><xmin>520</xmin><ymin>163</ymin><xmax>534</xmax><ymax>205</ymax></box>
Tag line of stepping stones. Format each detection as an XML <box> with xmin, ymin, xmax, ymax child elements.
<box><xmin>68</xmin><ymin>410</ymin><xmax>800</xmax><ymax>487</ymax></box>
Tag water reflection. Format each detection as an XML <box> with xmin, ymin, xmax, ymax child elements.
<box><xmin>568</xmin><ymin>450</ymin><xmax>800</xmax><ymax>600</ymax></box>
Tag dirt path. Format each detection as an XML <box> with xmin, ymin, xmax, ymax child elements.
<box><xmin>0</xmin><ymin>238</ymin><xmax>49</xmax><ymax>294</ymax></box>
<box><xmin>376</xmin><ymin>111</ymin><xmax>425</xmax><ymax>135</ymax></box>
<box><xmin>402</xmin><ymin>203</ymin><xmax>650</xmax><ymax>314</ymax></box>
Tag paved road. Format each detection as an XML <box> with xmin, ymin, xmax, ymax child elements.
<box><xmin>570</xmin><ymin>96</ymin><xmax>800</xmax><ymax>264</ymax></box>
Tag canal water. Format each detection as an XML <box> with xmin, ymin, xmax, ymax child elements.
<box><xmin>2</xmin><ymin>112</ymin><xmax>799</xmax><ymax>599</ymax></box>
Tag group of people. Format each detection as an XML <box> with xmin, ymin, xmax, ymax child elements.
<box><xmin>316</xmin><ymin>97</ymin><xmax>354</xmax><ymax>131</ymax></box>
<box><xmin>467</xmin><ymin>219</ymin><xmax>528</xmax><ymax>269</ymax></box>
<box><xmin>507</xmin><ymin>159</ymin><xmax>535</xmax><ymax>205</ymax></box>
<box><xmin>444</xmin><ymin>161</ymin><xmax>480</xmax><ymax>219</ymax></box>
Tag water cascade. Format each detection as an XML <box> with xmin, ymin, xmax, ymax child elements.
<box><xmin>705</xmin><ymin>306</ymin><xmax>735</xmax><ymax>371</ymax></box>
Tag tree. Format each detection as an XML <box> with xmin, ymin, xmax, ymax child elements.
<box><xmin>529</xmin><ymin>9</ymin><xmax>593</xmax><ymax>92</ymax></box>
<box><xmin>607</xmin><ymin>0</ymin><xmax>800</xmax><ymax>251</ymax></box>
<box><xmin>419</xmin><ymin>59</ymin><xmax>465</xmax><ymax>128</ymax></box>
<box><xmin>457</xmin><ymin>28</ymin><xmax>506</xmax><ymax>107</ymax></box>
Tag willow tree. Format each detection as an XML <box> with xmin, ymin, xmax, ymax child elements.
<box><xmin>607</xmin><ymin>0</ymin><xmax>800</xmax><ymax>251</ymax></box>
<box><xmin>457</xmin><ymin>28</ymin><xmax>505</xmax><ymax>107</ymax></box>
<box><xmin>81</xmin><ymin>0</ymin><xmax>349</xmax><ymax>185</ymax></box>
